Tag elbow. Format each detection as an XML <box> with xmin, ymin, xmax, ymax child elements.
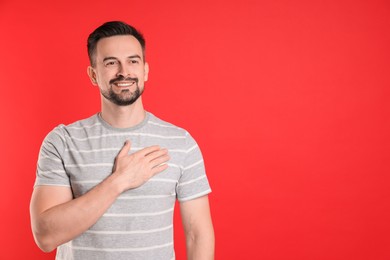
<box><xmin>32</xmin><ymin>231</ymin><xmax>57</xmax><ymax>253</ymax></box>
<box><xmin>31</xmin><ymin>221</ymin><xmax>58</xmax><ymax>253</ymax></box>
<box><xmin>38</xmin><ymin>243</ymin><xmax>56</xmax><ymax>253</ymax></box>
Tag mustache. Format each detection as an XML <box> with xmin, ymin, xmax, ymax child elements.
<box><xmin>109</xmin><ymin>75</ymin><xmax>139</xmax><ymax>85</ymax></box>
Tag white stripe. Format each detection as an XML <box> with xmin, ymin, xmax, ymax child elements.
<box><xmin>167</xmin><ymin>163</ymin><xmax>181</xmax><ymax>169</ymax></box>
<box><xmin>70</xmin><ymin>242</ymin><xmax>173</xmax><ymax>252</ymax></box>
<box><xmin>72</xmin><ymin>180</ymin><xmax>102</xmax><ymax>184</ymax></box>
<box><xmin>179</xmin><ymin>189</ymin><xmax>211</xmax><ymax>202</ymax></box>
<box><xmin>178</xmin><ymin>175</ymin><xmax>206</xmax><ymax>187</ymax></box>
<box><xmin>103</xmin><ymin>207</ymin><xmax>174</xmax><ymax>217</ymax></box>
<box><xmin>72</xmin><ymin>178</ymin><xmax>178</xmax><ymax>185</ymax></box>
<box><xmin>39</xmin><ymin>155</ymin><xmax>62</xmax><ymax>162</ymax></box>
<box><xmin>149</xmin><ymin>178</ymin><xmax>178</xmax><ymax>183</ymax></box>
<box><xmin>66</xmin><ymin>123</ymin><xmax>102</xmax><ymax>129</ymax></box>
<box><xmin>186</xmin><ymin>144</ymin><xmax>198</xmax><ymax>153</ymax></box>
<box><xmin>86</xmin><ymin>224</ymin><xmax>173</xmax><ymax>235</ymax></box>
<box><xmin>65</xmin><ymin>147</ymin><xmax>188</xmax><ymax>154</ymax></box>
<box><xmin>39</xmin><ymin>169</ymin><xmax>67</xmax><ymax>174</ymax></box>
<box><xmin>65</xmin><ymin>148</ymin><xmax>119</xmax><ymax>153</ymax></box>
<box><xmin>168</xmin><ymin>144</ymin><xmax>197</xmax><ymax>153</ymax></box>
<box><xmin>118</xmin><ymin>193</ymin><xmax>176</xmax><ymax>200</ymax></box>
<box><xmin>65</xmin><ymin>133</ymin><xmax>185</xmax><ymax>141</ymax></box>
<box><xmin>167</xmin><ymin>148</ymin><xmax>187</xmax><ymax>153</ymax></box>
<box><xmin>35</xmin><ymin>183</ymin><xmax>70</xmax><ymax>188</ymax></box>
<box><xmin>183</xmin><ymin>159</ymin><xmax>203</xmax><ymax>170</ymax></box>
<box><xmin>65</xmin><ymin>163</ymin><xmax>112</xmax><ymax>168</ymax></box>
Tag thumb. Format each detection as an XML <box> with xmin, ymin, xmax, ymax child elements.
<box><xmin>118</xmin><ymin>140</ymin><xmax>131</xmax><ymax>157</ymax></box>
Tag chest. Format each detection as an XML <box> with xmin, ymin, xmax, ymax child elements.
<box><xmin>62</xmin><ymin>134</ymin><xmax>184</xmax><ymax>199</ymax></box>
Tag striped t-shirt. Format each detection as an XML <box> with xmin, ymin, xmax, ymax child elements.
<box><xmin>35</xmin><ymin>112</ymin><xmax>211</xmax><ymax>260</ymax></box>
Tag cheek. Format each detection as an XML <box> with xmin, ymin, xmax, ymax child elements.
<box><xmin>97</xmin><ymin>71</ymin><xmax>114</xmax><ymax>83</ymax></box>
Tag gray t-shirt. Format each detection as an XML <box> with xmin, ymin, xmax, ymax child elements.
<box><xmin>35</xmin><ymin>112</ymin><xmax>211</xmax><ymax>260</ymax></box>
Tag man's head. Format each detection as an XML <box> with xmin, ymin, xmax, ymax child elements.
<box><xmin>87</xmin><ymin>21</ymin><xmax>146</xmax><ymax>67</ymax></box>
<box><xmin>87</xmin><ymin>21</ymin><xmax>149</xmax><ymax>107</ymax></box>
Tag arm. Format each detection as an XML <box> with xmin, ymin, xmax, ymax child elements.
<box><xmin>30</xmin><ymin>141</ymin><xmax>169</xmax><ymax>252</ymax></box>
<box><xmin>180</xmin><ymin>195</ymin><xmax>215</xmax><ymax>260</ymax></box>
<box><xmin>30</xmin><ymin>178</ymin><xmax>122</xmax><ymax>252</ymax></box>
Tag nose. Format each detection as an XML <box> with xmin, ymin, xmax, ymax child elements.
<box><xmin>116</xmin><ymin>64</ymin><xmax>132</xmax><ymax>78</ymax></box>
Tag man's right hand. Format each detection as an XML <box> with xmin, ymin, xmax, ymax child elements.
<box><xmin>112</xmin><ymin>140</ymin><xmax>170</xmax><ymax>192</ymax></box>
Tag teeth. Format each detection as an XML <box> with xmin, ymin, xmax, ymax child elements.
<box><xmin>116</xmin><ymin>82</ymin><xmax>135</xmax><ymax>87</ymax></box>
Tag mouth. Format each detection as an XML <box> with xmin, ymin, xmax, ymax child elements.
<box><xmin>113</xmin><ymin>81</ymin><xmax>136</xmax><ymax>87</ymax></box>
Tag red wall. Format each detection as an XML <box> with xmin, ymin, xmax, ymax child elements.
<box><xmin>1</xmin><ymin>0</ymin><xmax>389</xmax><ymax>259</ymax></box>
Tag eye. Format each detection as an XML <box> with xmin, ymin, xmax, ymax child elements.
<box><xmin>104</xmin><ymin>60</ymin><xmax>118</xmax><ymax>67</ymax></box>
<box><xmin>130</xmin><ymin>60</ymin><xmax>139</xmax><ymax>64</ymax></box>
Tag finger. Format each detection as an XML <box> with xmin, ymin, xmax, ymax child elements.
<box><xmin>146</xmin><ymin>151</ymin><xmax>167</xmax><ymax>163</ymax></box>
<box><xmin>145</xmin><ymin>148</ymin><xmax>169</xmax><ymax>161</ymax></box>
<box><xmin>150</xmin><ymin>153</ymin><xmax>170</xmax><ymax>166</ymax></box>
<box><xmin>138</xmin><ymin>145</ymin><xmax>162</xmax><ymax>156</ymax></box>
<box><xmin>117</xmin><ymin>140</ymin><xmax>131</xmax><ymax>157</ymax></box>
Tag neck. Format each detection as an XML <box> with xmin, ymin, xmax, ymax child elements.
<box><xmin>100</xmin><ymin>97</ymin><xmax>146</xmax><ymax>128</ymax></box>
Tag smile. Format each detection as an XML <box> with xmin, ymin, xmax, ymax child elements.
<box><xmin>114</xmin><ymin>81</ymin><xmax>135</xmax><ymax>87</ymax></box>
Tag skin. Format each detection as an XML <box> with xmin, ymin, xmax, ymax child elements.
<box><xmin>30</xmin><ymin>35</ymin><xmax>214</xmax><ymax>259</ymax></box>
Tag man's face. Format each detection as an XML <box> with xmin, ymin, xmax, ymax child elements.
<box><xmin>88</xmin><ymin>35</ymin><xmax>149</xmax><ymax>106</ymax></box>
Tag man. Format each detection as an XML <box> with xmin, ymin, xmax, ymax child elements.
<box><xmin>30</xmin><ymin>21</ymin><xmax>214</xmax><ymax>260</ymax></box>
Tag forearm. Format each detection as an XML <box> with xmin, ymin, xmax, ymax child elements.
<box><xmin>186</xmin><ymin>230</ymin><xmax>215</xmax><ymax>260</ymax></box>
<box><xmin>31</xmin><ymin>174</ymin><xmax>123</xmax><ymax>252</ymax></box>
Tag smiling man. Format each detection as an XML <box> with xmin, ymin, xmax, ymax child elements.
<box><xmin>30</xmin><ymin>21</ymin><xmax>214</xmax><ymax>260</ymax></box>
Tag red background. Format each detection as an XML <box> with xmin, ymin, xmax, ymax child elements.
<box><xmin>1</xmin><ymin>0</ymin><xmax>389</xmax><ymax>259</ymax></box>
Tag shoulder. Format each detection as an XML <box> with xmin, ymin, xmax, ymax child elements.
<box><xmin>146</xmin><ymin>112</ymin><xmax>189</xmax><ymax>136</ymax></box>
<box><xmin>63</xmin><ymin>114</ymin><xmax>100</xmax><ymax>131</ymax></box>
<box><xmin>42</xmin><ymin>114</ymin><xmax>100</xmax><ymax>145</ymax></box>
<box><xmin>145</xmin><ymin>112</ymin><xmax>201</xmax><ymax>149</ymax></box>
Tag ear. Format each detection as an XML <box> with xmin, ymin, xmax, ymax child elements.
<box><xmin>144</xmin><ymin>62</ymin><xmax>149</xmax><ymax>82</ymax></box>
<box><xmin>87</xmin><ymin>66</ymin><xmax>98</xmax><ymax>86</ymax></box>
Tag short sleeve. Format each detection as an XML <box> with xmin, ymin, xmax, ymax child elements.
<box><xmin>34</xmin><ymin>126</ymin><xmax>71</xmax><ymax>187</ymax></box>
<box><xmin>176</xmin><ymin>132</ymin><xmax>211</xmax><ymax>202</ymax></box>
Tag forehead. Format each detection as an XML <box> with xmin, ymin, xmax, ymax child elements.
<box><xmin>95</xmin><ymin>35</ymin><xmax>143</xmax><ymax>59</ymax></box>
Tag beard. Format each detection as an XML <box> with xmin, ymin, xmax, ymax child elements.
<box><xmin>101</xmin><ymin>76</ymin><xmax>144</xmax><ymax>106</ymax></box>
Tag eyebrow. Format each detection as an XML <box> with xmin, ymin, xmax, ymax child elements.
<box><xmin>128</xmin><ymin>55</ymin><xmax>142</xmax><ymax>60</ymax></box>
<box><xmin>102</xmin><ymin>55</ymin><xmax>142</xmax><ymax>62</ymax></box>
